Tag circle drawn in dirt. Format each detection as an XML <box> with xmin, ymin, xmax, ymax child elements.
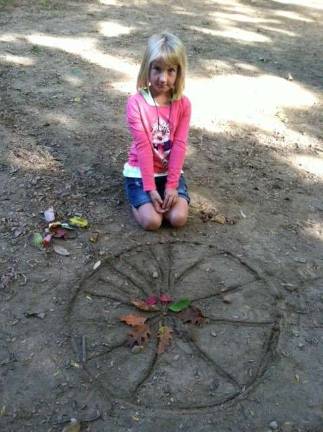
<box><xmin>68</xmin><ymin>241</ymin><xmax>279</xmax><ymax>411</ymax></box>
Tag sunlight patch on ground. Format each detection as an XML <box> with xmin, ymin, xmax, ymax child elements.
<box><xmin>62</xmin><ymin>74</ymin><xmax>83</xmax><ymax>87</ymax></box>
<box><xmin>259</xmin><ymin>26</ymin><xmax>296</xmax><ymax>37</ymax></box>
<box><xmin>8</xmin><ymin>146</ymin><xmax>61</xmax><ymax>172</ymax></box>
<box><xmin>0</xmin><ymin>53</ymin><xmax>34</xmax><ymax>66</ymax></box>
<box><xmin>303</xmin><ymin>222</ymin><xmax>323</xmax><ymax>242</ymax></box>
<box><xmin>209</xmin><ymin>11</ymin><xmax>279</xmax><ymax>25</ymax></box>
<box><xmin>97</xmin><ymin>0</ymin><xmax>120</xmax><ymax>5</ymax></box>
<box><xmin>273</xmin><ymin>10</ymin><xmax>313</xmax><ymax>21</ymax></box>
<box><xmin>25</xmin><ymin>33</ymin><xmax>137</xmax><ymax>78</ymax></box>
<box><xmin>189</xmin><ymin>25</ymin><xmax>270</xmax><ymax>43</ymax></box>
<box><xmin>288</xmin><ymin>154</ymin><xmax>323</xmax><ymax>178</ymax></box>
<box><xmin>272</xmin><ymin>0</ymin><xmax>323</xmax><ymax>10</ymax></box>
<box><xmin>235</xmin><ymin>63</ymin><xmax>261</xmax><ymax>72</ymax></box>
<box><xmin>0</xmin><ymin>33</ymin><xmax>20</xmax><ymax>42</ymax></box>
<box><xmin>98</xmin><ymin>21</ymin><xmax>133</xmax><ymax>37</ymax></box>
<box><xmin>186</xmin><ymin>74</ymin><xmax>316</xmax><ymax>133</ymax></box>
<box><xmin>43</xmin><ymin>112</ymin><xmax>79</xmax><ymax>129</ymax></box>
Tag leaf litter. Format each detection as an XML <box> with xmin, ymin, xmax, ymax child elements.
<box><xmin>120</xmin><ymin>294</ymin><xmax>205</xmax><ymax>355</ymax></box>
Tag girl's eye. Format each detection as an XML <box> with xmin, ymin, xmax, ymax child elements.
<box><xmin>168</xmin><ymin>68</ymin><xmax>176</xmax><ymax>73</ymax></box>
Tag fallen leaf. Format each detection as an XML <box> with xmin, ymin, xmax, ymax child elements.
<box><xmin>213</xmin><ymin>214</ymin><xmax>226</xmax><ymax>224</ymax></box>
<box><xmin>131</xmin><ymin>299</ymin><xmax>159</xmax><ymax>311</ymax></box>
<box><xmin>120</xmin><ymin>314</ymin><xmax>147</xmax><ymax>326</ymax></box>
<box><xmin>42</xmin><ymin>234</ymin><xmax>52</xmax><ymax>247</ymax></box>
<box><xmin>62</xmin><ymin>418</ymin><xmax>80</xmax><ymax>432</ymax></box>
<box><xmin>168</xmin><ymin>298</ymin><xmax>191</xmax><ymax>313</ymax></box>
<box><xmin>93</xmin><ymin>260</ymin><xmax>101</xmax><ymax>270</ymax></box>
<box><xmin>44</xmin><ymin>207</ymin><xmax>55</xmax><ymax>223</ymax></box>
<box><xmin>24</xmin><ymin>312</ymin><xmax>46</xmax><ymax>319</ymax></box>
<box><xmin>32</xmin><ymin>232</ymin><xmax>43</xmax><ymax>249</ymax></box>
<box><xmin>160</xmin><ymin>293</ymin><xmax>172</xmax><ymax>304</ymax></box>
<box><xmin>128</xmin><ymin>324</ymin><xmax>151</xmax><ymax>347</ymax></box>
<box><xmin>51</xmin><ymin>227</ymin><xmax>76</xmax><ymax>239</ymax></box>
<box><xmin>69</xmin><ymin>216</ymin><xmax>89</xmax><ymax>228</ymax></box>
<box><xmin>295</xmin><ymin>374</ymin><xmax>300</xmax><ymax>383</ymax></box>
<box><xmin>157</xmin><ymin>325</ymin><xmax>173</xmax><ymax>354</ymax></box>
<box><xmin>90</xmin><ymin>232</ymin><xmax>99</xmax><ymax>243</ymax></box>
<box><xmin>177</xmin><ymin>306</ymin><xmax>205</xmax><ymax>325</ymax></box>
<box><xmin>145</xmin><ymin>295</ymin><xmax>158</xmax><ymax>305</ymax></box>
<box><xmin>53</xmin><ymin>244</ymin><xmax>70</xmax><ymax>256</ymax></box>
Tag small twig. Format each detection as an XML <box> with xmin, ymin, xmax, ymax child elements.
<box><xmin>81</xmin><ymin>336</ymin><xmax>87</xmax><ymax>363</ymax></box>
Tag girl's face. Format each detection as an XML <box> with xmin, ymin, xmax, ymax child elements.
<box><xmin>149</xmin><ymin>58</ymin><xmax>178</xmax><ymax>98</ymax></box>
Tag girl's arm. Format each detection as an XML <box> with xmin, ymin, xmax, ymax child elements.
<box><xmin>166</xmin><ymin>97</ymin><xmax>192</xmax><ymax>190</ymax></box>
<box><xmin>126</xmin><ymin>96</ymin><xmax>156</xmax><ymax>192</ymax></box>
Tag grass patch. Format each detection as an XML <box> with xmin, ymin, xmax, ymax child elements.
<box><xmin>0</xmin><ymin>0</ymin><xmax>16</xmax><ymax>7</ymax></box>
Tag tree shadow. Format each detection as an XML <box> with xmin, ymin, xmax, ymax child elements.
<box><xmin>0</xmin><ymin>0</ymin><xmax>322</xmax><ymax>232</ymax></box>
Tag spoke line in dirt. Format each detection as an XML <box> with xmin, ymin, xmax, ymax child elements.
<box><xmin>84</xmin><ymin>288</ymin><xmax>131</xmax><ymax>306</ymax></box>
<box><xmin>97</xmin><ymin>273</ymin><xmax>135</xmax><ymax>297</ymax></box>
<box><xmin>174</xmin><ymin>252</ymin><xmax>207</xmax><ymax>283</ymax></box>
<box><xmin>171</xmin><ymin>317</ymin><xmax>242</xmax><ymax>391</ymax></box>
<box><xmin>191</xmin><ymin>278</ymin><xmax>260</xmax><ymax>302</ymax></box>
<box><xmin>108</xmin><ymin>261</ymin><xmax>149</xmax><ymax>297</ymax></box>
<box><xmin>119</xmin><ymin>256</ymin><xmax>152</xmax><ymax>295</ymax></box>
<box><xmin>70</xmin><ymin>318</ymin><xmax>115</xmax><ymax>326</ymax></box>
<box><xmin>149</xmin><ymin>245</ymin><xmax>164</xmax><ymax>295</ymax></box>
<box><xmin>221</xmin><ymin>251</ymin><xmax>262</xmax><ymax>280</ymax></box>
<box><xmin>167</xmin><ymin>243</ymin><xmax>175</xmax><ymax>293</ymax></box>
<box><xmin>206</xmin><ymin>317</ymin><xmax>275</xmax><ymax>327</ymax></box>
<box><xmin>86</xmin><ymin>340</ymin><xmax>127</xmax><ymax>361</ymax></box>
<box><xmin>132</xmin><ymin>347</ymin><xmax>159</xmax><ymax>397</ymax></box>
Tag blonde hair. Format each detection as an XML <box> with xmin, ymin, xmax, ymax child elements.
<box><xmin>136</xmin><ymin>32</ymin><xmax>187</xmax><ymax>99</ymax></box>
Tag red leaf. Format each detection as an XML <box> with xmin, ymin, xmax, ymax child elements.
<box><xmin>128</xmin><ymin>324</ymin><xmax>151</xmax><ymax>347</ymax></box>
<box><xmin>131</xmin><ymin>299</ymin><xmax>159</xmax><ymax>311</ymax></box>
<box><xmin>145</xmin><ymin>295</ymin><xmax>158</xmax><ymax>305</ymax></box>
<box><xmin>157</xmin><ymin>325</ymin><xmax>173</xmax><ymax>354</ymax></box>
<box><xmin>177</xmin><ymin>306</ymin><xmax>205</xmax><ymax>325</ymax></box>
<box><xmin>160</xmin><ymin>293</ymin><xmax>172</xmax><ymax>304</ymax></box>
<box><xmin>120</xmin><ymin>314</ymin><xmax>147</xmax><ymax>327</ymax></box>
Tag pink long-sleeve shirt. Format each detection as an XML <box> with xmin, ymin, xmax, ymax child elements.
<box><xmin>125</xmin><ymin>91</ymin><xmax>191</xmax><ymax>191</ymax></box>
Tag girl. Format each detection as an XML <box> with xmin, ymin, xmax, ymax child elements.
<box><xmin>123</xmin><ymin>32</ymin><xmax>191</xmax><ymax>230</ymax></box>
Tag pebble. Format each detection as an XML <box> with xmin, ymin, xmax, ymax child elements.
<box><xmin>131</xmin><ymin>345</ymin><xmax>144</xmax><ymax>354</ymax></box>
<box><xmin>222</xmin><ymin>295</ymin><xmax>232</xmax><ymax>304</ymax></box>
<box><xmin>152</xmin><ymin>271</ymin><xmax>158</xmax><ymax>279</ymax></box>
<box><xmin>210</xmin><ymin>331</ymin><xmax>217</xmax><ymax>337</ymax></box>
<box><xmin>174</xmin><ymin>354</ymin><xmax>180</xmax><ymax>361</ymax></box>
<box><xmin>62</xmin><ymin>418</ymin><xmax>80</xmax><ymax>432</ymax></box>
<box><xmin>281</xmin><ymin>422</ymin><xmax>294</xmax><ymax>432</ymax></box>
<box><xmin>294</xmin><ymin>257</ymin><xmax>306</xmax><ymax>263</ymax></box>
<box><xmin>269</xmin><ymin>420</ymin><xmax>278</xmax><ymax>430</ymax></box>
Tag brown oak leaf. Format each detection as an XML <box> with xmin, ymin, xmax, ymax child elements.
<box><xmin>128</xmin><ymin>324</ymin><xmax>151</xmax><ymax>347</ymax></box>
<box><xmin>157</xmin><ymin>325</ymin><xmax>173</xmax><ymax>354</ymax></box>
<box><xmin>120</xmin><ymin>314</ymin><xmax>147</xmax><ymax>327</ymax></box>
<box><xmin>131</xmin><ymin>299</ymin><xmax>159</xmax><ymax>312</ymax></box>
<box><xmin>177</xmin><ymin>306</ymin><xmax>205</xmax><ymax>325</ymax></box>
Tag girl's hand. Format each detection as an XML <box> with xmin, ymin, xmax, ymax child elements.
<box><xmin>149</xmin><ymin>190</ymin><xmax>165</xmax><ymax>213</ymax></box>
<box><xmin>163</xmin><ymin>188</ymin><xmax>178</xmax><ymax>212</ymax></box>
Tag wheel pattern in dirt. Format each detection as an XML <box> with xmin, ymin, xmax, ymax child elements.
<box><xmin>68</xmin><ymin>241</ymin><xmax>279</xmax><ymax>411</ymax></box>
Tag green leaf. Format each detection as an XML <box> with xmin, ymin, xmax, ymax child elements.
<box><xmin>32</xmin><ymin>233</ymin><xmax>43</xmax><ymax>249</ymax></box>
<box><xmin>168</xmin><ymin>298</ymin><xmax>191</xmax><ymax>313</ymax></box>
<box><xmin>68</xmin><ymin>216</ymin><xmax>89</xmax><ymax>228</ymax></box>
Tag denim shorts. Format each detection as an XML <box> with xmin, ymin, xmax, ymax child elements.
<box><xmin>124</xmin><ymin>175</ymin><xmax>190</xmax><ymax>209</ymax></box>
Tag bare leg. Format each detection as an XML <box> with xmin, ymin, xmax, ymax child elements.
<box><xmin>165</xmin><ymin>197</ymin><xmax>188</xmax><ymax>228</ymax></box>
<box><xmin>132</xmin><ymin>203</ymin><xmax>163</xmax><ymax>231</ymax></box>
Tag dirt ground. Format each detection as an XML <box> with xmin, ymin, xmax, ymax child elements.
<box><xmin>1</xmin><ymin>0</ymin><xmax>323</xmax><ymax>431</ymax></box>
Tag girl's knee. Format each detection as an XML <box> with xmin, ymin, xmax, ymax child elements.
<box><xmin>141</xmin><ymin>214</ymin><xmax>162</xmax><ymax>231</ymax></box>
<box><xmin>168</xmin><ymin>211</ymin><xmax>187</xmax><ymax>228</ymax></box>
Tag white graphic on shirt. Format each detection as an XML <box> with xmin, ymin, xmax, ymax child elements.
<box><xmin>151</xmin><ymin>118</ymin><xmax>172</xmax><ymax>166</ymax></box>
